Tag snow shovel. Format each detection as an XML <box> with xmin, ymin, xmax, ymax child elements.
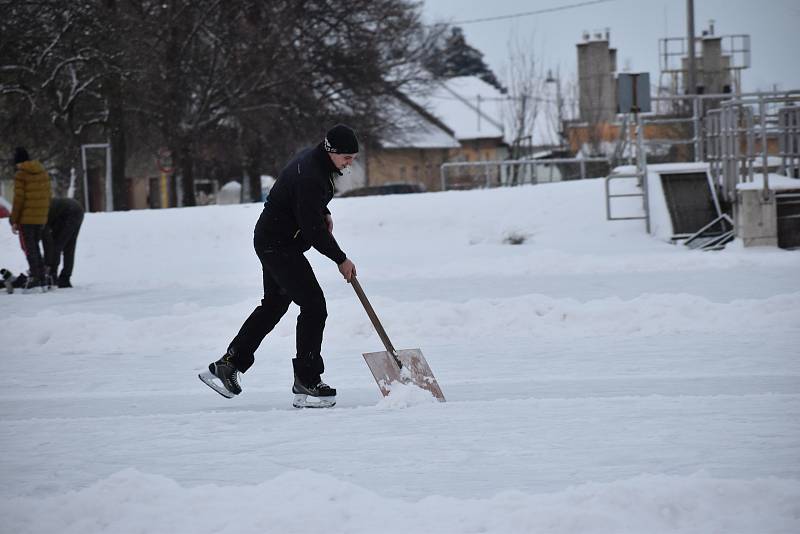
<box><xmin>350</xmin><ymin>276</ymin><xmax>445</xmax><ymax>401</ymax></box>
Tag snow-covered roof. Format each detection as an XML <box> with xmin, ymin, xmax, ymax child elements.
<box><xmin>387</xmin><ymin>75</ymin><xmax>562</xmax><ymax>148</ymax></box>
<box><xmin>410</xmin><ymin>76</ymin><xmax>507</xmax><ymax>142</ymax></box>
<box><xmin>378</xmin><ymin>95</ymin><xmax>461</xmax><ymax>150</ymax></box>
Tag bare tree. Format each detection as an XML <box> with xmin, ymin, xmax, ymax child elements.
<box><xmin>3</xmin><ymin>0</ymin><xmax>439</xmax><ymax>208</ymax></box>
<box><xmin>1</xmin><ymin>1</ymin><xmax>113</xmax><ymax>197</ymax></box>
<box><xmin>502</xmin><ymin>36</ymin><xmax>546</xmax><ymax>184</ymax></box>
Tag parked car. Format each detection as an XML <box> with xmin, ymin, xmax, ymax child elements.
<box><xmin>338</xmin><ymin>182</ymin><xmax>425</xmax><ymax>198</ymax></box>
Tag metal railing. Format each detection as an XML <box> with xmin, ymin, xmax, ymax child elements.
<box><xmin>439</xmin><ymin>157</ymin><xmax>610</xmax><ymax>191</ymax></box>
<box><xmin>633</xmin><ymin>91</ymin><xmax>800</xmax><ymax>166</ymax></box>
<box><xmin>605</xmin><ymin>113</ymin><xmax>650</xmax><ymax>233</ymax></box>
<box><xmin>614</xmin><ymin>91</ymin><xmax>800</xmax><ymax>207</ymax></box>
<box><xmin>644</xmin><ymin>95</ymin><xmax>705</xmax><ymax>161</ymax></box>
<box><xmin>684</xmin><ymin>213</ymin><xmax>735</xmax><ymax>250</ymax></box>
<box><xmin>704</xmin><ymin>93</ymin><xmax>800</xmax><ymax>201</ymax></box>
<box><xmin>779</xmin><ymin>106</ymin><xmax>800</xmax><ymax>179</ymax></box>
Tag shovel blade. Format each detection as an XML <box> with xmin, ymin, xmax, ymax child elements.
<box><xmin>363</xmin><ymin>348</ymin><xmax>445</xmax><ymax>401</ymax></box>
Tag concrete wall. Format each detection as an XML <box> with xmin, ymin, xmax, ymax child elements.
<box><xmin>680</xmin><ymin>37</ymin><xmax>733</xmax><ymax>94</ymax></box>
<box><xmin>735</xmin><ymin>189</ymin><xmax>778</xmax><ymax>247</ymax></box>
<box><xmin>577</xmin><ymin>39</ymin><xmax>617</xmax><ymax>123</ymax></box>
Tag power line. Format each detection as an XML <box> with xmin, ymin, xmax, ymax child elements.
<box><xmin>451</xmin><ymin>0</ymin><xmax>615</xmax><ymax>25</ymax></box>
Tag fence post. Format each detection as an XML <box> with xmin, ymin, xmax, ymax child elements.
<box><xmin>693</xmin><ymin>96</ymin><xmax>702</xmax><ymax>161</ymax></box>
<box><xmin>759</xmin><ymin>95</ymin><xmax>770</xmax><ymax>195</ymax></box>
<box><xmin>779</xmin><ymin>108</ymin><xmax>786</xmax><ymax>176</ymax></box>
<box><xmin>742</xmin><ymin>106</ymin><xmax>752</xmax><ymax>182</ymax></box>
<box><xmin>636</xmin><ymin>113</ymin><xmax>651</xmax><ymax>234</ymax></box>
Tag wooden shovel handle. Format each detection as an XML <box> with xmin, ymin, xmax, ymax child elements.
<box><xmin>350</xmin><ymin>276</ymin><xmax>402</xmax><ymax>368</ymax></box>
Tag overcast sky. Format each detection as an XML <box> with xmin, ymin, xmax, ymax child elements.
<box><xmin>421</xmin><ymin>0</ymin><xmax>800</xmax><ymax>93</ymax></box>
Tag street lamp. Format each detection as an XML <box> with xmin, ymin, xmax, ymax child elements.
<box><xmin>546</xmin><ymin>68</ymin><xmax>565</xmax><ymax>147</ymax></box>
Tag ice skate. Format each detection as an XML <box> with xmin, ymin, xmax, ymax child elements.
<box><xmin>22</xmin><ymin>276</ymin><xmax>46</xmax><ymax>294</ymax></box>
<box><xmin>292</xmin><ymin>374</ymin><xmax>336</xmax><ymax>408</ymax></box>
<box><xmin>198</xmin><ymin>354</ymin><xmax>242</xmax><ymax>398</ymax></box>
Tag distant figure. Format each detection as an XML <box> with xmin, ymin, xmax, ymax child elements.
<box><xmin>44</xmin><ymin>197</ymin><xmax>85</xmax><ymax>288</ymax></box>
<box><xmin>199</xmin><ymin>124</ymin><xmax>359</xmax><ymax>408</ymax></box>
<box><xmin>9</xmin><ymin>147</ymin><xmax>51</xmax><ymax>291</ymax></box>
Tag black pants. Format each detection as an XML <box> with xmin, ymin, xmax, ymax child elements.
<box><xmin>19</xmin><ymin>225</ymin><xmax>45</xmax><ymax>279</ymax></box>
<box><xmin>44</xmin><ymin>211</ymin><xmax>84</xmax><ymax>279</ymax></box>
<box><xmin>227</xmin><ymin>244</ymin><xmax>327</xmax><ymax>378</ymax></box>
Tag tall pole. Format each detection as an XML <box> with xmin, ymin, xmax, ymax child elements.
<box><xmin>686</xmin><ymin>0</ymin><xmax>697</xmax><ymax>95</ymax></box>
<box><xmin>556</xmin><ymin>68</ymin><xmax>564</xmax><ymax>146</ymax></box>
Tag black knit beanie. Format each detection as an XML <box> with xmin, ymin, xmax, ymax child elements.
<box><xmin>13</xmin><ymin>147</ymin><xmax>30</xmax><ymax>164</ymax></box>
<box><xmin>323</xmin><ymin>124</ymin><xmax>359</xmax><ymax>154</ymax></box>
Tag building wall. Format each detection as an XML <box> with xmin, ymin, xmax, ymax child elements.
<box><xmin>365</xmin><ymin>147</ymin><xmax>452</xmax><ymax>192</ymax></box>
<box><xmin>567</xmin><ymin>121</ymin><xmax>783</xmax><ymax>162</ymax></box>
<box><xmin>366</xmin><ymin>138</ymin><xmax>509</xmax><ymax>192</ymax></box>
<box><xmin>568</xmin><ymin>121</ymin><xmax>695</xmax><ymax>160</ymax></box>
<box><xmin>450</xmin><ymin>138</ymin><xmax>508</xmax><ymax>163</ymax></box>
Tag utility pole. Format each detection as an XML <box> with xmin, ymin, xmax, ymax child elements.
<box><xmin>686</xmin><ymin>0</ymin><xmax>697</xmax><ymax>94</ymax></box>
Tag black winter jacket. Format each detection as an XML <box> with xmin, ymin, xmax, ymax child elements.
<box><xmin>254</xmin><ymin>143</ymin><xmax>347</xmax><ymax>264</ymax></box>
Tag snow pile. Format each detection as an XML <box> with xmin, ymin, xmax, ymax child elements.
<box><xmin>5</xmin><ymin>469</ymin><xmax>800</xmax><ymax>534</ymax></box>
<box><xmin>375</xmin><ymin>381</ymin><xmax>439</xmax><ymax>409</ymax></box>
<box><xmin>1</xmin><ymin>178</ymin><xmax>798</xmax><ymax>534</ymax></box>
<box><xmin>2</xmin><ymin>291</ymin><xmax>796</xmax><ymax>356</ymax></box>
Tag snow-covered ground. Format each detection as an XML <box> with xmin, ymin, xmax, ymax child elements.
<box><xmin>1</xmin><ymin>178</ymin><xmax>798</xmax><ymax>533</ymax></box>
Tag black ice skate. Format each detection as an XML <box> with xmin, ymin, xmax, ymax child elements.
<box><xmin>292</xmin><ymin>375</ymin><xmax>336</xmax><ymax>408</ymax></box>
<box><xmin>198</xmin><ymin>355</ymin><xmax>242</xmax><ymax>398</ymax></box>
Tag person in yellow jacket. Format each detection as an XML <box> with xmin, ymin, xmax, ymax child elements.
<box><xmin>10</xmin><ymin>147</ymin><xmax>52</xmax><ymax>290</ymax></box>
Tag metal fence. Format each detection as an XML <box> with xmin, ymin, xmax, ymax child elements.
<box><xmin>619</xmin><ymin>91</ymin><xmax>800</xmax><ymax>205</ymax></box>
<box><xmin>439</xmin><ymin>157</ymin><xmax>611</xmax><ymax>191</ymax></box>
<box><xmin>704</xmin><ymin>93</ymin><xmax>800</xmax><ymax>201</ymax></box>
<box><xmin>637</xmin><ymin>91</ymin><xmax>799</xmax><ymax>165</ymax></box>
<box><xmin>780</xmin><ymin>106</ymin><xmax>800</xmax><ymax>179</ymax></box>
